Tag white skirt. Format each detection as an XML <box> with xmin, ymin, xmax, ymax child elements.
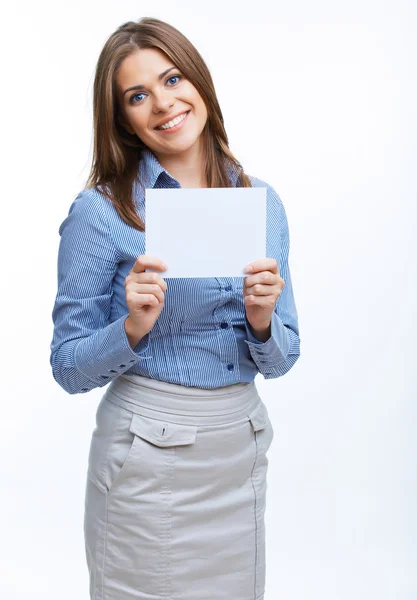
<box><xmin>84</xmin><ymin>373</ymin><xmax>274</xmax><ymax>600</ymax></box>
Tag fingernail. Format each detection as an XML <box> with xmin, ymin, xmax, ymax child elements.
<box><xmin>244</xmin><ymin>264</ymin><xmax>253</xmax><ymax>272</ymax></box>
<box><xmin>162</xmin><ymin>263</ymin><xmax>168</xmax><ymax>269</ymax></box>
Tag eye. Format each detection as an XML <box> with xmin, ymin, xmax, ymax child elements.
<box><xmin>129</xmin><ymin>74</ymin><xmax>182</xmax><ymax>105</ymax></box>
<box><xmin>167</xmin><ymin>74</ymin><xmax>181</xmax><ymax>85</ymax></box>
<box><xmin>130</xmin><ymin>92</ymin><xmax>146</xmax><ymax>104</ymax></box>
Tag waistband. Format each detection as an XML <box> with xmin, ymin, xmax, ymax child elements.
<box><xmin>104</xmin><ymin>374</ymin><xmax>261</xmax><ymax>426</ymax></box>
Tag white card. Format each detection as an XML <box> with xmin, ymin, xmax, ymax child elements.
<box><xmin>145</xmin><ymin>186</ymin><xmax>266</xmax><ymax>278</ymax></box>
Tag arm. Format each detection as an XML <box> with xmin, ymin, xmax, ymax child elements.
<box><xmin>49</xmin><ymin>189</ymin><xmax>151</xmax><ymax>395</ymax></box>
<box><xmin>244</xmin><ymin>185</ymin><xmax>301</xmax><ymax>378</ymax></box>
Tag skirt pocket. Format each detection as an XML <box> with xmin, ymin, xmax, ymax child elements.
<box><xmin>249</xmin><ymin>399</ymin><xmax>274</xmax><ymax>455</ymax></box>
<box><xmin>104</xmin><ymin>397</ymin><xmax>199</xmax><ymax>494</ymax></box>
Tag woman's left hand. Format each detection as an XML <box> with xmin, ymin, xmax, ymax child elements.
<box><xmin>243</xmin><ymin>258</ymin><xmax>285</xmax><ymax>336</ymax></box>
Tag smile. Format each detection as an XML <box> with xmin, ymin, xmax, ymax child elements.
<box><xmin>155</xmin><ymin>111</ymin><xmax>190</xmax><ymax>132</ymax></box>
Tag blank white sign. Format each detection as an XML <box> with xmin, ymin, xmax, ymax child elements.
<box><xmin>145</xmin><ymin>186</ymin><xmax>267</xmax><ymax>278</ymax></box>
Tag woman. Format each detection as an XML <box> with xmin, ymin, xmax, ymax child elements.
<box><xmin>50</xmin><ymin>17</ymin><xmax>301</xmax><ymax>600</ymax></box>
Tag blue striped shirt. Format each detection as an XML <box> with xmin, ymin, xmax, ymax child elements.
<box><xmin>50</xmin><ymin>148</ymin><xmax>300</xmax><ymax>394</ymax></box>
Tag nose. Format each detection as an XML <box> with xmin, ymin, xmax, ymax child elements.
<box><xmin>152</xmin><ymin>88</ymin><xmax>175</xmax><ymax>113</ymax></box>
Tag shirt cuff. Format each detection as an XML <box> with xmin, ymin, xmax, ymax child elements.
<box><xmin>244</xmin><ymin>311</ymin><xmax>290</xmax><ymax>370</ymax></box>
<box><xmin>74</xmin><ymin>315</ymin><xmax>152</xmax><ymax>384</ymax></box>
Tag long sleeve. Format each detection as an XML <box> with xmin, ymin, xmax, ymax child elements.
<box><xmin>244</xmin><ymin>185</ymin><xmax>300</xmax><ymax>378</ymax></box>
<box><xmin>50</xmin><ymin>189</ymin><xmax>151</xmax><ymax>395</ymax></box>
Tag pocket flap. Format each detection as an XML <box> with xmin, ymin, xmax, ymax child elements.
<box><xmin>248</xmin><ymin>401</ymin><xmax>267</xmax><ymax>432</ymax></box>
<box><xmin>129</xmin><ymin>414</ymin><xmax>198</xmax><ymax>447</ymax></box>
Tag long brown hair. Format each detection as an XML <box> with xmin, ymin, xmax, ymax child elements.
<box><xmin>85</xmin><ymin>17</ymin><xmax>252</xmax><ymax>232</ymax></box>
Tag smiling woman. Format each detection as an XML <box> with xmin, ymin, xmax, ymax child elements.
<box><xmin>50</xmin><ymin>15</ymin><xmax>300</xmax><ymax>600</ymax></box>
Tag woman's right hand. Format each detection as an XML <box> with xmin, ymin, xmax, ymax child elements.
<box><xmin>124</xmin><ymin>255</ymin><xmax>168</xmax><ymax>337</ymax></box>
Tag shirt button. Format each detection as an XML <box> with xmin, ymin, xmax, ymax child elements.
<box><xmin>227</xmin><ymin>363</ymin><xmax>234</xmax><ymax>371</ymax></box>
<box><xmin>220</xmin><ymin>322</ymin><xmax>229</xmax><ymax>329</ymax></box>
<box><xmin>225</xmin><ymin>285</ymin><xmax>232</xmax><ymax>291</ymax></box>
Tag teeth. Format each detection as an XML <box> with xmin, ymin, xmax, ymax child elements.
<box><xmin>157</xmin><ymin>112</ymin><xmax>188</xmax><ymax>130</ymax></box>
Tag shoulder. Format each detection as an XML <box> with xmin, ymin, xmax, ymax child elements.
<box><xmin>58</xmin><ymin>186</ymin><xmax>112</xmax><ymax>236</ymax></box>
<box><xmin>58</xmin><ymin>187</ymin><xmax>118</xmax><ymax>246</ymax></box>
<box><xmin>68</xmin><ymin>185</ymin><xmax>110</xmax><ymax>214</ymax></box>
<box><xmin>248</xmin><ymin>172</ymin><xmax>280</xmax><ymax>198</ymax></box>
<box><xmin>247</xmin><ymin>173</ymin><xmax>286</xmax><ymax>213</ymax></box>
<box><xmin>247</xmin><ymin>173</ymin><xmax>290</xmax><ymax>240</ymax></box>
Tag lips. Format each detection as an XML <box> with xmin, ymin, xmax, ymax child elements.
<box><xmin>154</xmin><ymin>110</ymin><xmax>190</xmax><ymax>130</ymax></box>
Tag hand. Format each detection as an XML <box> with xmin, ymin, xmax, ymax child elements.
<box><xmin>243</xmin><ymin>258</ymin><xmax>285</xmax><ymax>336</ymax></box>
<box><xmin>124</xmin><ymin>255</ymin><xmax>168</xmax><ymax>337</ymax></box>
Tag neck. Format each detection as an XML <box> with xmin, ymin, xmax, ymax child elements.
<box><xmin>154</xmin><ymin>140</ymin><xmax>207</xmax><ymax>188</ymax></box>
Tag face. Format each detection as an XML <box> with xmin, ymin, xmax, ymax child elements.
<box><xmin>115</xmin><ymin>47</ymin><xmax>208</xmax><ymax>157</ymax></box>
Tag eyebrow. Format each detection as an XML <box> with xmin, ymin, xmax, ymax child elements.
<box><xmin>123</xmin><ymin>66</ymin><xmax>178</xmax><ymax>97</ymax></box>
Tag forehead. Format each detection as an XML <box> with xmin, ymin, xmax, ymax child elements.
<box><xmin>115</xmin><ymin>47</ymin><xmax>175</xmax><ymax>91</ymax></box>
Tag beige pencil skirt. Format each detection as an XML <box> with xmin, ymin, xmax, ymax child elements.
<box><xmin>84</xmin><ymin>373</ymin><xmax>274</xmax><ymax>600</ymax></box>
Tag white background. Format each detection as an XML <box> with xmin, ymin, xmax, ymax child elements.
<box><xmin>1</xmin><ymin>0</ymin><xmax>416</xmax><ymax>598</ymax></box>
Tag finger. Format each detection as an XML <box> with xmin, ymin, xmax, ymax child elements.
<box><xmin>131</xmin><ymin>283</ymin><xmax>165</xmax><ymax>303</ymax></box>
<box><xmin>126</xmin><ymin>271</ymin><xmax>168</xmax><ymax>292</ymax></box>
<box><xmin>244</xmin><ymin>293</ymin><xmax>276</xmax><ymax>307</ymax></box>
<box><xmin>245</xmin><ymin>283</ymin><xmax>274</xmax><ymax>296</ymax></box>
<box><xmin>244</xmin><ymin>271</ymin><xmax>277</xmax><ymax>287</ymax></box>
<box><xmin>125</xmin><ymin>290</ymin><xmax>162</xmax><ymax>307</ymax></box>
<box><xmin>131</xmin><ymin>255</ymin><xmax>168</xmax><ymax>274</ymax></box>
<box><xmin>244</xmin><ymin>258</ymin><xmax>278</xmax><ymax>274</ymax></box>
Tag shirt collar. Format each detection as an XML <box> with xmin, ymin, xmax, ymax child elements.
<box><xmin>138</xmin><ymin>146</ymin><xmax>241</xmax><ymax>189</ymax></box>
